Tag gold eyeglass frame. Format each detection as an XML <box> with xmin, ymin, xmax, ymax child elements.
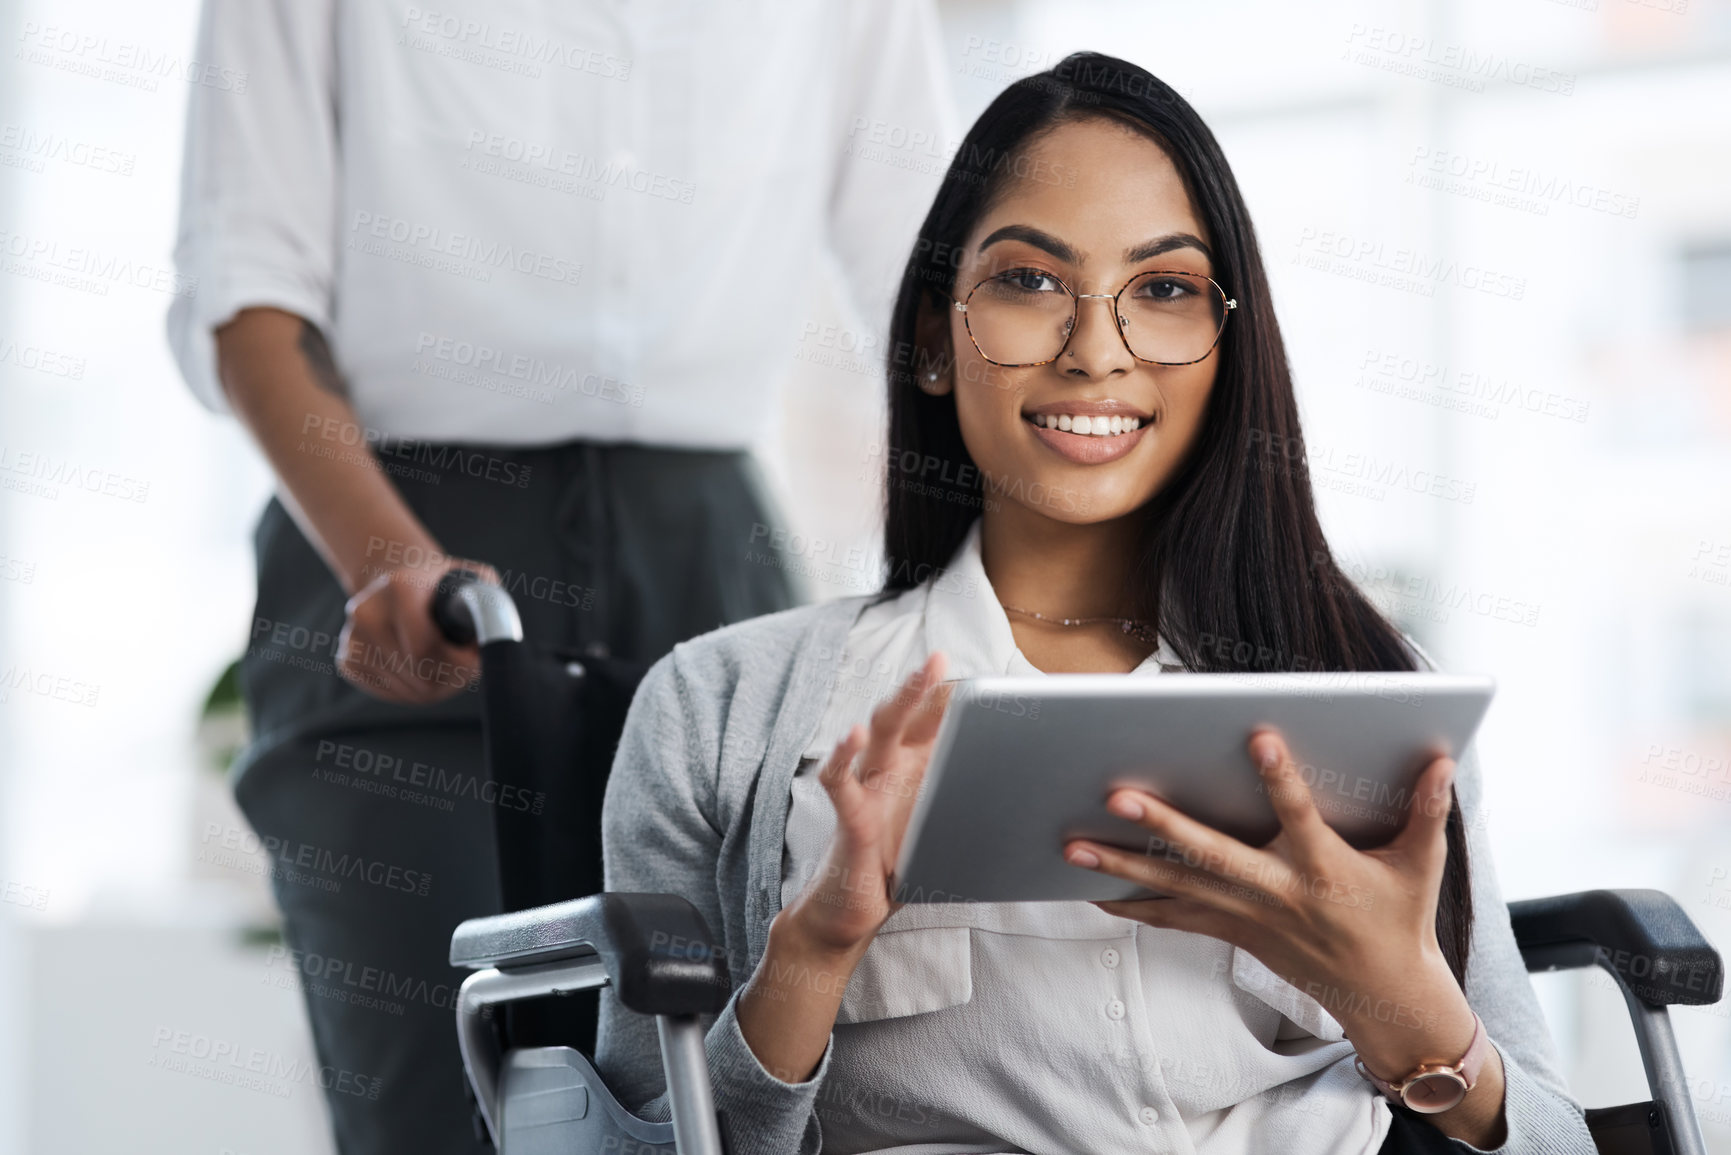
<box><xmin>948</xmin><ymin>269</ymin><xmax>1238</xmax><ymax>368</ymax></box>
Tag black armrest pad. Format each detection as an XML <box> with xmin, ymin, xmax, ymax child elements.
<box><xmin>450</xmin><ymin>892</ymin><xmax>730</xmax><ymax>1016</ymax></box>
<box><xmin>1509</xmin><ymin>888</ymin><xmax>1723</xmax><ymax>1008</ymax></box>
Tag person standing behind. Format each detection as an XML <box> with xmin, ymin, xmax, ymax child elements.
<box><xmin>168</xmin><ymin>3</ymin><xmax>956</xmax><ymax>1152</ymax></box>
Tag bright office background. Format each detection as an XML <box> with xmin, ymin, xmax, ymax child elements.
<box><xmin>2</xmin><ymin>0</ymin><xmax>1729</xmax><ymax>1151</ymax></box>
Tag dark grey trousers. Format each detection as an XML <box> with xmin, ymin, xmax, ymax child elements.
<box><xmin>233</xmin><ymin>441</ymin><xmax>797</xmax><ymax>1155</ymax></box>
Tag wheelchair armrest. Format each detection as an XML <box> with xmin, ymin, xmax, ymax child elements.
<box><xmin>451</xmin><ymin>892</ymin><xmax>730</xmax><ymax>1016</ymax></box>
<box><xmin>1510</xmin><ymin>888</ymin><xmax>1723</xmax><ymax>1008</ymax></box>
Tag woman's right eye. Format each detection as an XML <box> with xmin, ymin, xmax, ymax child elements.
<box><xmin>998</xmin><ymin>268</ymin><xmax>1062</xmax><ymax>294</ymax></box>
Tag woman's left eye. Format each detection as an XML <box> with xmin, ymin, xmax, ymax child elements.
<box><xmin>1136</xmin><ymin>276</ymin><xmax>1198</xmax><ymax>301</ymax></box>
<box><xmin>1005</xmin><ymin>269</ymin><xmax>1063</xmax><ymax>293</ymax></box>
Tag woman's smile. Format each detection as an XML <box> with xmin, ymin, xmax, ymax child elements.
<box><xmin>1021</xmin><ymin>399</ymin><xmax>1154</xmax><ymax>465</ymax></box>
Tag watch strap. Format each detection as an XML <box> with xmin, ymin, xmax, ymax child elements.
<box><xmin>1356</xmin><ymin>1012</ymin><xmax>1488</xmax><ymax>1108</ymax></box>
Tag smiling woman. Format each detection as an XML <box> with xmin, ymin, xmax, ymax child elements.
<box><xmin>594</xmin><ymin>53</ymin><xmax>1599</xmax><ymax>1155</ymax></box>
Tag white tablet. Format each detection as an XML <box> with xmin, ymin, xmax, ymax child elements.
<box><xmin>893</xmin><ymin>672</ymin><xmax>1494</xmax><ymax>904</ymax></box>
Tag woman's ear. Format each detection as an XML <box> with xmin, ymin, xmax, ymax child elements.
<box><xmin>912</xmin><ymin>293</ymin><xmax>955</xmax><ymax>396</ymax></box>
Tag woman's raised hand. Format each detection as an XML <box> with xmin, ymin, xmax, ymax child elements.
<box><xmin>784</xmin><ymin>651</ymin><xmax>953</xmax><ymax>958</ymax></box>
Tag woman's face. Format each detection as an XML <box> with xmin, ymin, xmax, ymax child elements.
<box><xmin>941</xmin><ymin>116</ymin><xmax>1224</xmax><ymax>525</ymax></box>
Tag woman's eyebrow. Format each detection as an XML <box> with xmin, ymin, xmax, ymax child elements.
<box><xmin>1125</xmin><ymin>232</ymin><xmax>1213</xmax><ymax>264</ymax></box>
<box><xmin>977</xmin><ymin>225</ymin><xmax>1214</xmax><ymax>267</ymax></box>
<box><xmin>977</xmin><ymin>224</ymin><xmax>1078</xmax><ymax>264</ymax></box>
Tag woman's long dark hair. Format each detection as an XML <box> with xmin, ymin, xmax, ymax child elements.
<box><xmin>881</xmin><ymin>53</ymin><xmax>1473</xmax><ymax>985</ymax></box>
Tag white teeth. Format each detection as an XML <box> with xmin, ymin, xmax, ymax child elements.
<box><xmin>1032</xmin><ymin>413</ymin><xmax>1145</xmax><ymax>435</ymax></box>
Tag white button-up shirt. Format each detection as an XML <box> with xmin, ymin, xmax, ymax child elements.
<box><xmin>169</xmin><ymin>0</ymin><xmax>954</xmax><ymax>447</ymax></box>
<box><xmin>782</xmin><ymin>518</ymin><xmax>1391</xmax><ymax>1154</ymax></box>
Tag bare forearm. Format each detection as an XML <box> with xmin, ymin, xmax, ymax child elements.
<box><xmin>214</xmin><ymin>306</ymin><xmax>435</xmax><ymax>595</ymax></box>
<box><xmin>735</xmin><ymin>908</ymin><xmax>865</xmax><ymax>1085</ymax></box>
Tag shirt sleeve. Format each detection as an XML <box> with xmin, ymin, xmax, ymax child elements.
<box><xmin>1395</xmin><ymin>634</ymin><xmax>1594</xmax><ymax>1151</ymax></box>
<box><xmin>166</xmin><ymin>0</ymin><xmax>339</xmax><ymax>413</ymax></box>
<box><xmin>596</xmin><ymin>649</ymin><xmax>834</xmax><ymax>1155</ymax></box>
<box><xmin>1447</xmin><ymin>741</ymin><xmax>1596</xmax><ymax>1153</ymax></box>
<box><xmin>824</xmin><ymin>0</ymin><xmax>959</xmax><ymax>334</ymax></box>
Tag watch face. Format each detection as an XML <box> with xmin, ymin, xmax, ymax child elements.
<box><xmin>1403</xmin><ymin>1072</ymin><xmax>1469</xmax><ymax>1114</ymax></box>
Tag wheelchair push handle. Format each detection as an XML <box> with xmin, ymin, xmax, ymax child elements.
<box><xmin>431</xmin><ymin>567</ymin><xmax>525</xmax><ymax>648</ymax></box>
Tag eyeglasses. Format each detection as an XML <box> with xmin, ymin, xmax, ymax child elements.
<box><xmin>949</xmin><ymin>268</ymin><xmax>1237</xmax><ymax>368</ymax></box>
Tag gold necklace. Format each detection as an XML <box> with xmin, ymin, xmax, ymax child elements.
<box><xmin>1000</xmin><ymin>603</ymin><xmax>1160</xmax><ymax>644</ymax></box>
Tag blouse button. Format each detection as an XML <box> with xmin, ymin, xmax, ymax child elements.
<box><xmin>1139</xmin><ymin>1105</ymin><xmax>1160</xmax><ymax>1126</ymax></box>
<box><xmin>1100</xmin><ymin>947</ymin><xmax>1120</xmax><ymax>969</ymax></box>
<box><xmin>1106</xmin><ymin>998</ymin><xmax>1126</xmax><ymax>1020</ymax></box>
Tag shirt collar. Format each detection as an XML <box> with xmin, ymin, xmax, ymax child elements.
<box><xmin>921</xmin><ymin>517</ymin><xmax>1181</xmax><ymax>678</ymax></box>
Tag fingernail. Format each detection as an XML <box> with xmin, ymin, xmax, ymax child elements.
<box><xmin>1258</xmin><ymin>743</ymin><xmax>1280</xmax><ymax>770</ymax></box>
<box><xmin>1067</xmin><ymin>846</ymin><xmax>1100</xmax><ymax>869</ymax></box>
<box><xmin>1108</xmin><ymin>795</ymin><xmax>1143</xmax><ymax>821</ymax></box>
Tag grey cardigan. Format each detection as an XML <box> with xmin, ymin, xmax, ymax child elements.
<box><xmin>594</xmin><ymin>595</ymin><xmax>1597</xmax><ymax>1155</ymax></box>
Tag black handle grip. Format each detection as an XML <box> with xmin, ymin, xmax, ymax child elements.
<box><xmin>432</xmin><ymin>567</ymin><xmax>485</xmax><ymax>646</ymax></box>
<box><xmin>1511</xmin><ymin>888</ymin><xmax>1724</xmax><ymax>1008</ymax></box>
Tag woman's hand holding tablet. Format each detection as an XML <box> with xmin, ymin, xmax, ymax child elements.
<box><xmin>1069</xmin><ymin>734</ymin><xmax>1504</xmax><ymax>1133</ymax></box>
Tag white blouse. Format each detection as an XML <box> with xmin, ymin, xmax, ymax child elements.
<box><xmin>780</xmin><ymin>518</ymin><xmax>1392</xmax><ymax>1154</ymax></box>
<box><xmin>168</xmin><ymin>0</ymin><xmax>953</xmax><ymax>448</ymax></box>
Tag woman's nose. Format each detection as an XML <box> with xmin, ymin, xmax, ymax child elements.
<box><xmin>1062</xmin><ymin>293</ymin><xmax>1137</xmax><ymax>377</ymax></box>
